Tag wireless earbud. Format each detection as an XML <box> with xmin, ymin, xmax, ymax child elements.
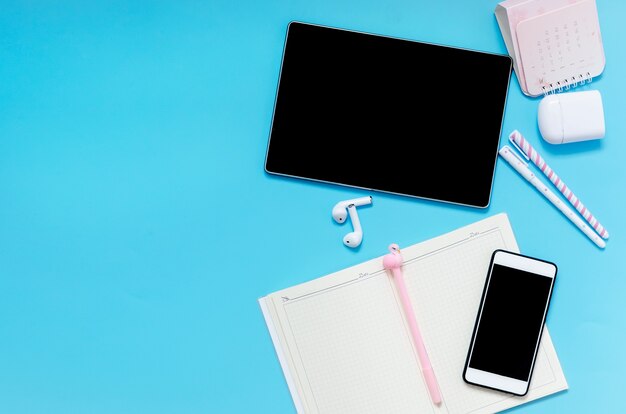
<box><xmin>332</xmin><ymin>196</ymin><xmax>372</xmax><ymax>223</ymax></box>
<box><xmin>332</xmin><ymin>196</ymin><xmax>372</xmax><ymax>248</ymax></box>
<box><xmin>342</xmin><ymin>204</ymin><xmax>363</xmax><ymax>247</ymax></box>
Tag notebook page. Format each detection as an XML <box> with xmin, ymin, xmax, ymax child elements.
<box><xmin>262</xmin><ymin>266</ymin><xmax>433</xmax><ymax>413</ymax></box>
<box><xmin>284</xmin><ymin>272</ymin><xmax>432</xmax><ymax>413</ymax></box>
<box><xmin>260</xmin><ymin>213</ymin><xmax>567</xmax><ymax>413</ymax></box>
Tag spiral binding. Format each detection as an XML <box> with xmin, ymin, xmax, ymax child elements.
<box><xmin>541</xmin><ymin>71</ymin><xmax>592</xmax><ymax>96</ymax></box>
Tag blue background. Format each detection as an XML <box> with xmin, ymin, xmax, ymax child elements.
<box><xmin>0</xmin><ymin>0</ymin><xmax>623</xmax><ymax>412</ymax></box>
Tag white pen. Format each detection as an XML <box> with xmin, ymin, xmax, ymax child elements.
<box><xmin>499</xmin><ymin>145</ymin><xmax>606</xmax><ymax>249</ymax></box>
<box><xmin>509</xmin><ymin>130</ymin><xmax>609</xmax><ymax>239</ymax></box>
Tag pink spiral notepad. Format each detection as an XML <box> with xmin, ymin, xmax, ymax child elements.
<box><xmin>495</xmin><ymin>0</ymin><xmax>605</xmax><ymax>97</ymax></box>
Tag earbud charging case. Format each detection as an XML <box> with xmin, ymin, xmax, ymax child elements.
<box><xmin>537</xmin><ymin>90</ymin><xmax>605</xmax><ymax>144</ymax></box>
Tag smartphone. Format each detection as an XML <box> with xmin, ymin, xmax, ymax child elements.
<box><xmin>463</xmin><ymin>249</ymin><xmax>557</xmax><ymax>396</ymax></box>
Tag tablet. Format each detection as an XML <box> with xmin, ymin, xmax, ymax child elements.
<box><xmin>265</xmin><ymin>21</ymin><xmax>512</xmax><ymax>208</ymax></box>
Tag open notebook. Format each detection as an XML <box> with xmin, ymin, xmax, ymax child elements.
<box><xmin>259</xmin><ymin>213</ymin><xmax>568</xmax><ymax>413</ymax></box>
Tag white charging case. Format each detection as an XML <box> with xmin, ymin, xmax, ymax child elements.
<box><xmin>537</xmin><ymin>90</ymin><xmax>605</xmax><ymax>144</ymax></box>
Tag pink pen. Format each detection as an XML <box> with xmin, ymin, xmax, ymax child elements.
<box><xmin>509</xmin><ymin>130</ymin><xmax>609</xmax><ymax>239</ymax></box>
<box><xmin>383</xmin><ymin>243</ymin><xmax>442</xmax><ymax>405</ymax></box>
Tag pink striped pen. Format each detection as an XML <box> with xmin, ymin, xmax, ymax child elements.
<box><xmin>509</xmin><ymin>130</ymin><xmax>609</xmax><ymax>239</ymax></box>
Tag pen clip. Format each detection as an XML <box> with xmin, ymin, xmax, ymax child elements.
<box><xmin>502</xmin><ymin>144</ymin><xmax>529</xmax><ymax>166</ymax></box>
<box><xmin>508</xmin><ymin>130</ymin><xmax>530</xmax><ymax>162</ymax></box>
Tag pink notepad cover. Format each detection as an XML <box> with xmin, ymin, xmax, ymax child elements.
<box><xmin>495</xmin><ymin>0</ymin><xmax>604</xmax><ymax>96</ymax></box>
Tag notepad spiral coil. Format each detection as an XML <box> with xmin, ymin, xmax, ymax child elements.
<box><xmin>541</xmin><ymin>71</ymin><xmax>594</xmax><ymax>96</ymax></box>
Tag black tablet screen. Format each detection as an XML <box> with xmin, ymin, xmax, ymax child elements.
<box><xmin>265</xmin><ymin>22</ymin><xmax>512</xmax><ymax>207</ymax></box>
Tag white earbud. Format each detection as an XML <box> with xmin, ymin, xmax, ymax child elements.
<box><xmin>332</xmin><ymin>196</ymin><xmax>372</xmax><ymax>248</ymax></box>
<box><xmin>342</xmin><ymin>204</ymin><xmax>363</xmax><ymax>247</ymax></box>
<box><xmin>332</xmin><ymin>196</ymin><xmax>372</xmax><ymax>223</ymax></box>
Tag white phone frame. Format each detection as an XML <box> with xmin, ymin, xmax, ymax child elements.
<box><xmin>463</xmin><ymin>249</ymin><xmax>557</xmax><ymax>396</ymax></box>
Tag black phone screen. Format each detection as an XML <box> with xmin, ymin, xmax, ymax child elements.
<box><xmin>468</xmin><ymin>264</ymin><xmax>554</xmax><ymax>381</ymax></box>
